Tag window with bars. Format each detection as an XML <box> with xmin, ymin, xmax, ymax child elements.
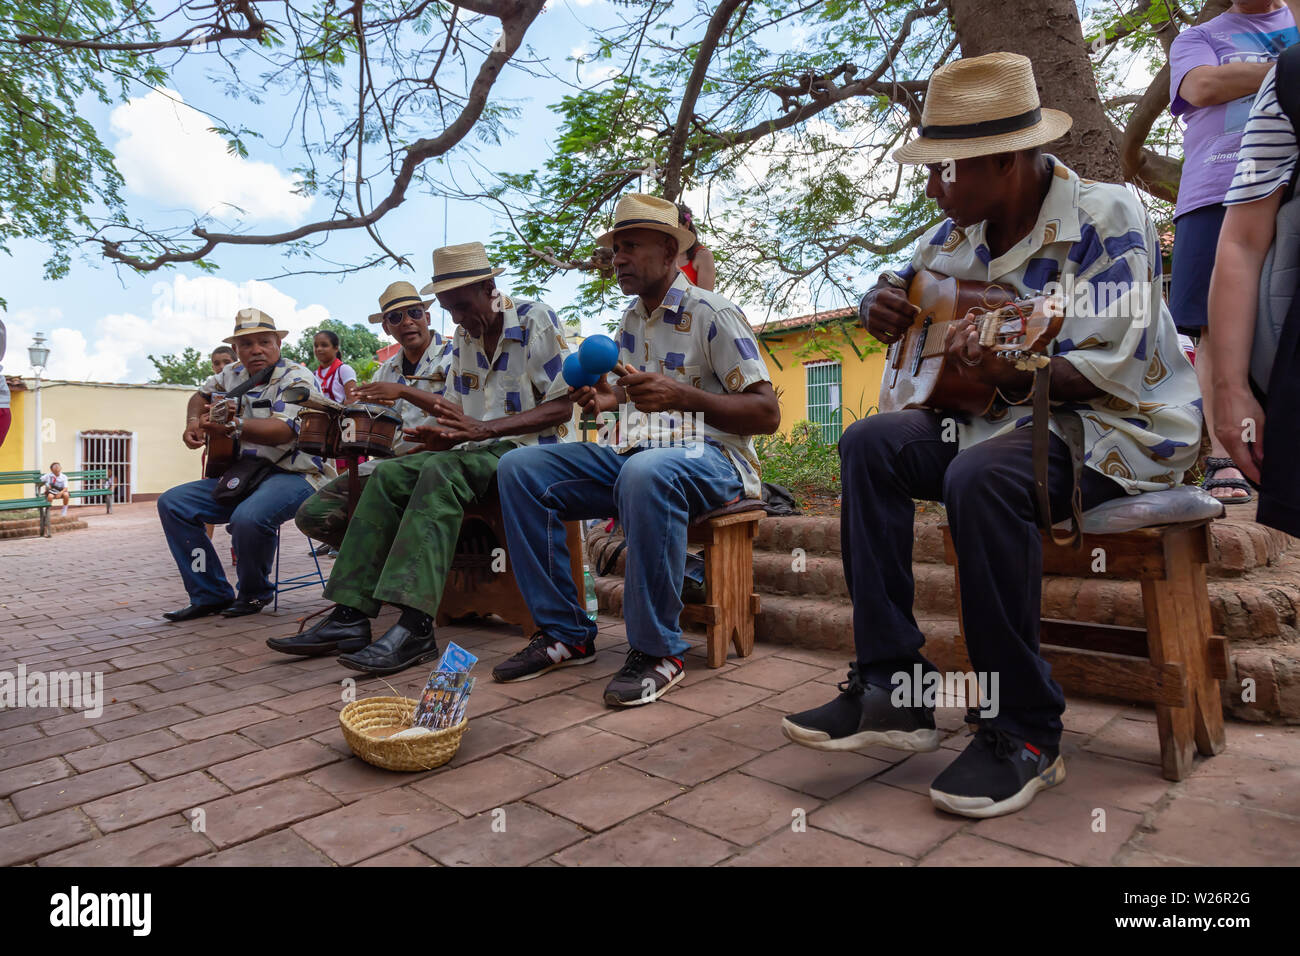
<box><xmin>805</xmin><ymin>360</ymin><xmax>842</xmax><ymax>444</ymax></box>
<box><xmin>79</xmin><ymin>432</ymin><xmax>132</xmax><ymax>504</ymax></box>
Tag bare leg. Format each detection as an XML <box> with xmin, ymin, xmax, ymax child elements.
<box><xmin>1196</xmin><ymin>330</ymin><xmax>1248</xmax><ymax>500</ymax></box>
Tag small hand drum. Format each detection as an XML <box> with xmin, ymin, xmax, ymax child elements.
<box><xmin>339</xmin><ymin>403</ymin><xmax>403</xmax><ymax>459</ymax></box>
<box><xmin>297</xmin><ymin>409</ymin><xmax>339</xmax><ymax>458</ymax></box>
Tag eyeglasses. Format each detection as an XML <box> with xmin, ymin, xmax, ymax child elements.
<box><xmin>384</xmin><ymin>306</ymin><xmax>425</xmax><ymax>325</ymax></box>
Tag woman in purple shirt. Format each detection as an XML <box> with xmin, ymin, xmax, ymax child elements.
<box><xmin>1169</xmin><ymin>0</ymin><xmax>1296</xmax><ymax>502</ymax></box>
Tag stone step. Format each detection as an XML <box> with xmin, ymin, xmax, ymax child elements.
<box><xmin>750</xmin><ymin>510</ymin><xmax>1293</xmax><ymax>578</ymax></box>
<box><xmin>0</xmin><ymin>515</ymin><xmax>89</xmax><ymax>540</ymax></box>
<box><xmin>593</xmin><ymin>543</ymin><xmax>1300</xmax><ymax>647</ymax></box>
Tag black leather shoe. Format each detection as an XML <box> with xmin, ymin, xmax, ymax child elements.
<box><xmin>221</xmin><ymin>598</ymin><xmax>269</xmax><ymax>618</ymax></box>
<box><xmin>337</xmin><ymin>623</ymin><xmax>440</xmax><ymax>677</ymax></box>
<box><xmin>267</xmin><ymin>612</ymin><xmax>372</xmax><ymax>656</ymax></box>
<box><xmin>163</xmin><ymin>601</ymin><xmax>233</xmax><ymax>622</ymax></box>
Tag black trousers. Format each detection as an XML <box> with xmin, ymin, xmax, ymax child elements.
<box><xmin>839</xmin><ymin>409</ymin><xmax>1125</xmax><ymax>748</ymax></box>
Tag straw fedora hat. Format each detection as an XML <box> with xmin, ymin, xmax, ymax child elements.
<box><xmin>368</xmin><ymin>281</ymin><xmax>434</xmax><ymax>324</ymax></box>
<box><xmin>892</xmin><ymin>52</ymin><xmax>1072</xmax><ymax>165</ymax></box>
<box><xmin>419</xmin><ymin>242</ymin><xmax>505</xmax><ymax>297</ymax></box>
<box><xmin>222</xmin><ymin>308</ymin><xmax>290</xmax><ymax>345</ymax></box>
<box><xmin>595</xmin><ymin>193</ymin><xmax>696</xmax><ymax>251</ymax></box>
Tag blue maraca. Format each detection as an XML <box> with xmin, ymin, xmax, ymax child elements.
<box><xmin>562</xmin><ymin>352</ymin><xmax>600</xmax><ymax>389</ymax></box>
<box><xmin>578</xmin><ymin>334</ymin><xmax>620</xmax><ymax>377</ymax></box>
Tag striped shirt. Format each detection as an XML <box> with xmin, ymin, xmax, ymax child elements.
<box><xmin>1225</xmin><ymin>66</ymin><xmax>1298</xmax><ymax>205</ymax></box>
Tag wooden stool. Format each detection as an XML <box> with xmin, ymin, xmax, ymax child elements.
<box><xmin>436</xmin><ymin>485</ymin><xmax>585</xmax><ymax>636</ymax></box>
<box><xmin>681</xmin><ymin>501</ymin><xmax>764</xmax><ymax>668</ymax></box>
<box><xmin>940</xmin><ymin>519</ymin><xmax>1228</xmax><ymax>781</ymax></box>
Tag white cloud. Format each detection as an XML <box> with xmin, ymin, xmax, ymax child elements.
<box><xmin>3</xmin><ymin>275</ymin><xmax>329</xmax><ymax>384</ymax></box>
<box><xmin>110</xmin><ymin>88</ymin><xmax>314</xmax><ymax>225</ymax></box>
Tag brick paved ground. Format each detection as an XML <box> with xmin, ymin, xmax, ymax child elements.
<box><xmin>1</xmin><ymin>503</ymin><xmax>1298</xmax><ymax>866</ymax></box>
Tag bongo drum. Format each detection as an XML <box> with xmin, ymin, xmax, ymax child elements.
<box><xmin>297</xmin><ymin>409</ymin><xmax>338</xmax><ymax>457</ymax></box>
<box><xmin>339</xmin><ymin>403</ymin><xmax>402</xmax><ymax>459</ymax></box>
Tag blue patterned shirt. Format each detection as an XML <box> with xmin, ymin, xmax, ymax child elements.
<box><xmin>201</xmin><ymin>358</ymin><xmax>334</xmax><ymax>487</ymax></box>
<box><xmin>898</xmin><ymin>157</ymin><xmax>1202</xmax><ymax>493</ymax></box>
<box><xmin>442</xmin><ymin>296</ymin><xmax>574</xmax><ymax>448</ymax></box>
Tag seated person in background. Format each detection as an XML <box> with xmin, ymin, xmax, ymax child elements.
<box><xmin>210</xmin><ymin>346</ymin><xmax>236</xmax><ymax>375</ymax></box>
<box><xmin>491</xmin><ymin>193</ymin><xmax>780</xmax><ymax>705</ymax></box>
<box><xmin>43</xmin><ymin>462</ymin><xmax>70</xmax><ymax>516</ymax></box>
<box><xmin>1208</xmin><ymin>26</ymin><xmax>1300</xmax><ymax>537</ymax></box>
<box><xmin>676</xmin><ymin>202</ymin><xmax>717</xmax><ymax>290</ymax></box>
<box><xmin>267</xmin><ymin>242</ymin><xmax>575</xmax><ymax>675</ymax></box>
<box><xmin>781</xmin><ymin>53</ymin><xmax>1201</xmax><ymax>818</ymax></box>
<box><xmin>159</xmin><ymin>310</ymin><xmax>331</xmax><ymax>621</ymax></box>
<box><xmin>295</xmin><ymin>281</ymin><xmax>453</xmax><ymax>549</ymax></box>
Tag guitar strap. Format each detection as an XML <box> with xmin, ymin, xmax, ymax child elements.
<box><xmin>1031</xmin><ymin>363</ymin><xmax>1085</xmax><ymax>549</ymax></box>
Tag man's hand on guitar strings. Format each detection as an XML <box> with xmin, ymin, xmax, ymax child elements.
<box><xmin>945</xmin><ymin>315</ymin><xmax>1032</xmax><ymax>390</ymax></box>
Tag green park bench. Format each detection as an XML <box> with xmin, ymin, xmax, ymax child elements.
<box><xmin>0</xmin><ymin>469</ymin><xmax>115</xmax><ymax>538</ymax></box>
<box><xmin>54</xmin><ymin>469</ymin><xmax>115</xmax><ymax>514</ymax></box>
<box><xmin>0</xmin><ymin>470</ymin><xmax>53</xmax><ymax>537</ymax></box>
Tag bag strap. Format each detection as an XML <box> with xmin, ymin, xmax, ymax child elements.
<box><xmin>220</xmin><ymin>363</ymin><xmax>275</xmax><ymax>403</ymax></box>
<box><xmin>1031</xmin><ymin>363</ymin><xmax>1084</xmax><ymax>549</ymax></box>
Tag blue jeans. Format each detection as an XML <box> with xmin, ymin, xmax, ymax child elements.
<box><xmin>497</xmin><ymin>442</ymin><xmax>744</xmax><ymax>658</ymax></box>
<box><xmin>157</xmin><ymin>473</ymin><xmax>315</xmax><ymax>605</ymax></box>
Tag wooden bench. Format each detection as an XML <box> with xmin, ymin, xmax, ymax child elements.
<box><xmin>435</xmin><ymin>483</ymin><xmax>585</xmax><ymax>636</ymax></box>
<box><xmin>940</xmin><ymin>500</ymin><xmax>1228</xmax><ymax>781</ymax></box>
<box><xmin>57</xmin><ymin>469</ymin><xmax>115</xmax><ymax>513</ymax></box>
<box><xmin>0</xmin><ymin>470</ymin><xmax>52</xmax><ymax>536</ymax></box>
<box><xmin>681</xmin><ymin>500</ymin><xmax>764</xmax><ymax>668</ymax></box>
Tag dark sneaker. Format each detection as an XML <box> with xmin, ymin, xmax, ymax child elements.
<box><xmin>603</xmin><ymin>650</ymin><xmax>684</xmax><ymax>706</ymax></box>
<box><xmin>781</xmin><ymin>662</ymin><xmax>939</xmax><ymax>753</ymax></box>
<box><xmin>492</xmin><ymin>632</ymin><xmax>596</xmax><ymax>683</ymax></box>
<box><xmin>929</xmin><ymin>725</ymin><xmax>1064</xmax><ymax>819</ymax></box>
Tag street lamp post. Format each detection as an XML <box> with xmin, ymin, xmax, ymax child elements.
<box><xmin>28</xmin><ymin>332</ymin><xmax>49</xmax><ymax>473</ymax></box>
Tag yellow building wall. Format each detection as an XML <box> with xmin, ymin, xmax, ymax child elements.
<box><xmin>758</xmin><ymin>324</ymin><xmax>888</xmax><ymax>435</ymax></box>
<box><xmin>0</xmin><ymin>388</ymin><xmax>28</xmax><ymax>490</ymax></box>
<box><xmin>2</xmin><ymin>381</ymin><xmax>199</xmax><ymax>500</ymax></box>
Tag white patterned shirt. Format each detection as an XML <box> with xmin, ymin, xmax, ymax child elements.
<box><xmin>897</xmin><ymin>157</ymin><xmax>1202</xmax><ymax>494</ymax></box>
<box><xmin>201</xmin><ymin>358</ymin><xmax>335</xmax><ymax>488</ymax></box>
<box><xmin>612</xmin><ymin>271</ymin><xmax>773</xmax><ymax>499</ymax></box>
<box><xmin>1226</xmin><ymin>66</ymin><xmax>1298</xmax><ymax>205</ymax></box>
<box><xmin>371</xmin><ymin>334</ymin><xmax>454</xmax><ymax>458</ymax></box>
<box><xmin>443</xmin><ymin>297</ymin><xmax>574</xmax><ymax>449</ymax></box>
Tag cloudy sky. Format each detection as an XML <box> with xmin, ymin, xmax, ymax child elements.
<box><xmin>0</xmin><ymin>0</ymin><xmax>650</xmax><ymax>383</ymax></box>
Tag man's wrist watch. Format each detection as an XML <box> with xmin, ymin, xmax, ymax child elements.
<box><xmin>229</xmin><ymin>417</ymin><xmax>244</xmax><ymax>440</ymax></box>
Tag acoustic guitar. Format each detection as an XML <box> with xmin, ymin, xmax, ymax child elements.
<box><xmin>877</xmin><ymin>269</ymin><xmax>1065</xmax><ymax>416</ymax></box>
<box><xmin>203</xmin><ymin>395</ymin><xmax>238</xmax><ymax>479</ymax></box>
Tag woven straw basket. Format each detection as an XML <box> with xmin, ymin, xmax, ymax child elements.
<box><xmin>339</xmin><ymin>696</ymin><xmax>467</xmax><ymax>772</ymax></box>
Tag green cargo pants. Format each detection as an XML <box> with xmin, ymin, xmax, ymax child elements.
<box><xmin>295</xmin><ymin>472</ymin><xmax>368</xmax><ymax>549</ymax></box>
<box><xmin>323</xmin><ymin>442</ymin><xmax>515</xmax><ymax>619</ymax></box>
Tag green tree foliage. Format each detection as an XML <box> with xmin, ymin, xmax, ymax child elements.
<box><xmin>147</xmin><ymin>346</ymin><xmax>210</xmax><ymax>385</ymax></box>
<box><xmin>0</xmin><ymin>0</ymin><xmax>546</xmax><ymax>279</ymax></box>
<box><xmin>486</xmin><ymin>0</ymin><xmax>1209</xmax><ymax>325</ymax></box>
<box><xmin>0</xmin><ymin>0</ymin><xmax>163</xmax><ymax>306</ymax></box>
<box><xmin>281</xmin><ymin>317</ymin><xmax>384</xmax><ymax>382</ymax></box>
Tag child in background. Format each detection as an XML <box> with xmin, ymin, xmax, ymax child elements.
<box><xmin>210</xmin><ymin>346</ymin><xmax>236</xmax><ymax>374</ymax></box>
<box><xmin>44</xmin><ymin>462</ymin><xmax>70</xmax><ymax>516</ymax></box>
<box><xmin>313</xmin><ymin>330</ymin><xmax>357</xmax><ymax>404</ymax></box>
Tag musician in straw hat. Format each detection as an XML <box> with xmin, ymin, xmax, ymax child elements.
<box><xmin>491</xmin><ymin>192</ymin><xmax>780</xmax><ymax>706</ymax></box>
<box><xmin>158</xmin><ymin>309</ymin><xmax>331</xmax><ymax>622</ymax></box>
<box><xmin>267</xmin><ymin>242</ymin><xmax>576</xmax><ymax>676</ymax></box>
<box><xmin>780</xmin><ymin>53</ymin><xmax>1201</xmax><ymax>818</ymax></box>
<box><xmin>293</xmin><ymin>280</ymin><xmax>453</xmax><ymax>549</ymax></box>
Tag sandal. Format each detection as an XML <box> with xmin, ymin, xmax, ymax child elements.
<box><xmin>1201</xmin><ymin>456</ymin><xmax>1254</xmax><ymax>505</ymax></box>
